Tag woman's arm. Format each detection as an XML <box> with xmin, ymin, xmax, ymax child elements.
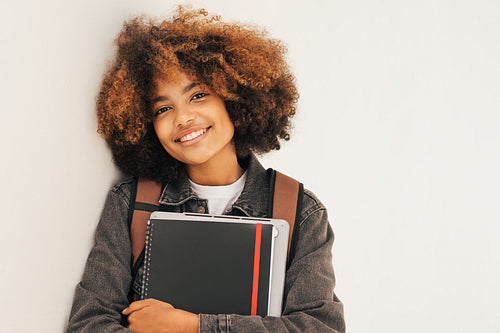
<box><xmin>66</xmin><ymin>180</ymin><xmax>134</xmax><ymax>333</ymax></box>
<box><xmin>199</xmin><ymin>190</ymin><xmax>345</xmax><ymax>333</ymax></box>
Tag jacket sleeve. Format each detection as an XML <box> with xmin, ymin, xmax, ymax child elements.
<box><xmin>199</xmin><ymin>190</ymin><xmax>346</xmax><ymax>332</ymax></box>
<box><xmin>66</xmin><ymin>182</ymin><xmax>135</xmax><ymax>333</ymax></box>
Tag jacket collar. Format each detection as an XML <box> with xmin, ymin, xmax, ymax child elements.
<box><xmin>158</xmin><ymin>154</ymin><xmax>271</xmax><ymax>218</ymax></box>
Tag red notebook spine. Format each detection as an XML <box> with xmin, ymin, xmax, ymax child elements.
<box><xmin>251</xmin><ymin>223</ymin><xmax>263</xmax><ymax>315</ymax></box>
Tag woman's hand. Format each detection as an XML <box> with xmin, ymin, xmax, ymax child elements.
<box><xmin>122</xmin><ymin>299</ymin><xmax>199</xmax><ymax>333</ymax></box>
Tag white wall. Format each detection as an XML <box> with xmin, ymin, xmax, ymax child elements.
<box><xmin>1</xmin><ymin>0</ymin><xmax>499</xmax><ymax>332</ymax></box>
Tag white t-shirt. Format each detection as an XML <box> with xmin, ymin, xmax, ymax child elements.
<box><xmin>189</xmin><ymin>171</ymin><xmax>247</xmax><ymax>215</ymax></box>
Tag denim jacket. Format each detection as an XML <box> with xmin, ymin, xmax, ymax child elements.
<box><xmin>67</xmin><ymin>155</ymin><xmax>345</xmax><ymax>332</ymax></box>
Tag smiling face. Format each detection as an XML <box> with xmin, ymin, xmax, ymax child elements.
<box><xmin>151</xmin><ymin>72</ymin><xmax>236</xmax><ymax>170</ymax></box>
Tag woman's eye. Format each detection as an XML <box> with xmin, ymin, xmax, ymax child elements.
<box><xmin>192</xmin><ymin>92</ymin><xmax>208</xmax><ymax>100</ymax></box>
<box><xmin>155</xmin><ymin>106</ymin><xmax>172</xmax><ymax>115</ymax></box>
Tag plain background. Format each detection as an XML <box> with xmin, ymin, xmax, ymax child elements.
<box><xmin>1</xmin><ymin>0</ymin><xmax>499</xmax><ymax>332</ymax></box>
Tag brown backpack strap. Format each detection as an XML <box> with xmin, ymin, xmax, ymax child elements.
<box><xmin>130</xmin><ymin>178</ymin><xmax>162</xmax><ymax>266</ymax></box>
<box><xmin>272</xmin><ymin>171</ymin><xmax>301</xmax><ymax>263</ymax></box>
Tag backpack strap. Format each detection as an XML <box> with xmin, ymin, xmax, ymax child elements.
<box><xmin>268</xmin><ymin>170</ymin><xmax>303</xmax><ymax>266</ymax></box>
<box><xmin>129</xmin><ymin>177</ymin><xmax>162</xmax><ymax>267</ymax></box>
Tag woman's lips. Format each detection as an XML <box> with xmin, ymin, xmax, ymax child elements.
<box><xmin>177</xmin><ymin>128</ymin><xmax>208</xmax><ymax>142</ymax></box>
<box><xmin>175</xmin><ymin>126</ymin><xmax>211</xmax><ymax>146</ymax></box>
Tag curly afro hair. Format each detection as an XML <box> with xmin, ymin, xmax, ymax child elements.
<box><xmin>97</xmin><ymin>6</ymin><xmax>299</xmax><ymax>182</ymax></box>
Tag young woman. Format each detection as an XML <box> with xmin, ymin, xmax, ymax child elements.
<box><xmin>67</xmin><ymin>6</ymin><xmax>345</xmax><ymax>333</ymax></box>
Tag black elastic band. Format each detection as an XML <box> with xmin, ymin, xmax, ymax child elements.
<box><xmin>134</xmin><ymin>202</ymin><xmax>160</xmax><ymax>212</ymax></box>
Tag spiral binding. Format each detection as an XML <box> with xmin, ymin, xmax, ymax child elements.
<box><xmin>141</xmin><ymin>220</ymin><xmax>153</xmax><ymax>299</ymax></box>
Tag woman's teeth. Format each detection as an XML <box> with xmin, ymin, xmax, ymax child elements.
<box><xmin>179</xmin><ymin>128</ymin><xmax>207</xmax><ymax>142</ymax></box>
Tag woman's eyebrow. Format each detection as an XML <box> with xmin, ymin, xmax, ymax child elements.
<box><xmin>183</xmin><ymin>82</ymin><xmax>198</xmax><ymax>93</ymax></box>
<box><xmin>151</xmin><ymin>82</ymin><xmax>199</xmax><ymax>104</ymax></box>
<box><xmin>151</xmin><ymin>95</ymin><xmax>168</xmax><ymax>104</ymax></box>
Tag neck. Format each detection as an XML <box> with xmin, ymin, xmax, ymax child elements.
<box><xmin>186</xmin><ymin>148</ymin><xmax>243</xmax><ymax>186</ymax></box>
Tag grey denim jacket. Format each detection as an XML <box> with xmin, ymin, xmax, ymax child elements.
<box><xmin>67</xmin><ymin>155</ymin><xmax>345</xmax><ymax>332</ymax></box>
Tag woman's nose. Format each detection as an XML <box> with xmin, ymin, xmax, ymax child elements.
<box><xmin>174</xmin><ymin>105</ymin><xmax>196</xmax><ymax>126</ymax></box>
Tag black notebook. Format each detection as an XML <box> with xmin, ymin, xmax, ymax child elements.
<box><xmin>141</xmin><ymin>212</ymin><xmax>289</xmax><ymax>317</ymax></box>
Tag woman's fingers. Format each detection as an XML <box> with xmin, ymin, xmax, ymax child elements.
<box><xmin>122</xmin><ymin>298</ymin><xmax>172</xmax><ymax>315</ymax></box>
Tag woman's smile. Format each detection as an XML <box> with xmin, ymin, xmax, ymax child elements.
<box><xmin>175</xmin><ymin>126</ymin><xmax>211</xmax><ymax>144</ymax></box>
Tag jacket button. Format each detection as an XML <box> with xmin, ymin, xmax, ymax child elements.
<box><xmin>197</xmin><ymin>206</ymin><xmax>206</xmax><ymax>214</ymax></box>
